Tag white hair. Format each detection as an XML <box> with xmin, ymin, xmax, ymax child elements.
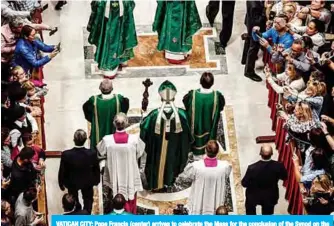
<box><xmin>113</xmin><ymin>113</ymin><xmax>128</xmax><ymax>130</ymax></box>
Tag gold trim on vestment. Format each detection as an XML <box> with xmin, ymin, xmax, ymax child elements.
<box><xmin>115</xmin><ymin>94</ymin><xmax>120</xmax><ymax>114</ymax></box>
<box><xmin>94</xmin><ymin>96</ymin><xmax>100</xmax><ymax>144</ymax></box>
<box><xmin>191</xmin><ymin>90</ymin><xmax>195</xmax><ymax>136</ymax></box>
<box><xmin>193</xmin><ymin>144</ymin><xmax>207</xmax><ymax>150</ymax></box>
<box><xmin>194</xmin><ymin>132</ymin><xmax>209</xmax><ymax>138</ymax></box>
<box><xmin>158</xmin><ymin>124</ymin><xmax>168</xmax><ymax>189</ymax></box>
<box><xmin>212</xmin><ymin>91</ymin><xmax>217</xmax><ymax>121</ymax></box>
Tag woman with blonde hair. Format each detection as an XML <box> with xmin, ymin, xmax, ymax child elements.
<box><xmin>279</xmin><ymin>102</ymin><xmax>318</xmax><ymax>153</ymax></box>
<box><xmin>279</xmin><ymin>102</ymin><xmax>316</xmax><ymax>133</ymax></box>
<box><xmin>305</xmin><ymin>174</ymin><xmax>334</xmax><ymax>214</ymax></box>
<box><xmin>282</xmin><ymin>3</ymin><xmax>302</xmax><ymax>26</ymax></box>
<box><xmin>11</xmin><ymin>66</ymin><xmax>28</xmax><ymax>84</ymax></box>
<box><xmin>265</xmin><ymin>63</ymin><xmax>305</xmax><ymax>94</ymax></box>
<box><xmin>285</xmin><ymin>79</ymin><xmax>326</xmax><ymax>120</ymax></box>
<box><xmin>21</xmin><ymin>80</ymin><xmax>48</xmax><ymax>101</ymax></box>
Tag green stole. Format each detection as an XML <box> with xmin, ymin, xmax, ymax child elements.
<box><xmin>140</xmin><ymin>108</ymin><xmax>192</xmax><ymax>190</ymax></box>
<box><xmin>87</xmin><ymin>0</ymin><xmax>137</xmax><ymax>70</ymax></box>
<box><xmin>153</xmin><ymin>0</ymin><xmax>202</xmax><ymax>53</ymax></box>
<box><xmin>90</xmin><ymin>94</ymin><xmax>120</xmax><ymax>149</ymax></box>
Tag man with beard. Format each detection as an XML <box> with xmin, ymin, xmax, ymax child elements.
<box><xmin>247</xmin><ymin>14</ymin><xmax>293</xmax><ymax>80</ymax></box>
<box><xmin>252</xmin><ymin>14</ymin><xmax>294</xmax><ymax>55</ymax></box>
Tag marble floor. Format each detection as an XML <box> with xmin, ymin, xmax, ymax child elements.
<box><xmin>41</xmin><ymin>0</ymin><xmax>289</xmax><ymax>220</ymax></box>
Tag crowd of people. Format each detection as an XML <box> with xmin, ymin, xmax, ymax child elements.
<box><xmin>240</xmin><ymin>0</ymin><xmax>334</xmax><ymax>215</ymax></box>
<box><xmin>1</xmin><ymin>0</ymin><xmax>334</xmax><ymax>224</ymax></box>
<box><xmin>1</xmin><ymin>0</ymin><xmax>63</xmax><ymax>225</ymax></box>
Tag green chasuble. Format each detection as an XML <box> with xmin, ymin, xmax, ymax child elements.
<box><xmin>87</xmin><ymin>0</ymin><xmax>137</xmax><ymax>71</ymax></box>
<box><xmin>140</xmin><ymin>108</ymin><xmax>193</xmax><ymax>190</ymax></box>
<box><xmin>183</xmin><ymin>89</ymin><xmax>225</xmax><ymax>155</ymax></box>
<box><xmin>83</xmin><ymin>94</ymin><xmax>129</xmax><ymax>149</ymax></box>
<box><xmin>152</xmin><ymin>0</ymin><xmax>202</xmax><ymax>53</ymax></box>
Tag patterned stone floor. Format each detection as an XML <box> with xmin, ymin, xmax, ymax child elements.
<box><xmin>83</xmin><ymin>24</ymin><xmax>228</xmax><ymax>79</ymax></box>
<box><xmin>94</xmin><ymin>105</ymin><xmax>243</xmax><ymax>215</ymax></box>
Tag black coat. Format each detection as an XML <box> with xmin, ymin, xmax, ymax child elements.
<box><xmin>9</xmin><ymin>157</ymin><xmax>37</xmax><ymax>199</ymax></box>
<box><xmin>242</xmin><ymin>160</ymin><xmax>288</xmax><ymax>205</ymax></box>
<box><xmin>58</xmin><ymin>147</ymin><xmax>100</xmax><ymax>190</ymax></box>
<box><xmin>244</xmin><ymin>0</ymin><xmax>266</xmax><ymax>34</ymax></box>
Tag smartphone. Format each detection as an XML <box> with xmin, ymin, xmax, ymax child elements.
<box><xmin>255</xmin><ymin>30</ymin><xmax>262</xmax><ymax>38</ymax></box>
<box><xmin>42</xmin><ymin>3</ymin><xmax>49</xmax><ymax>11</ymax></box>
<box><xmin>56</xmin><ymin>42</ymin><xmax>61</xmax><ymax>52</ymax></box>
<box><xmin>315</xmin><ymin>192</ymin><xmax>330</xmax><ymax>200</ymax></box>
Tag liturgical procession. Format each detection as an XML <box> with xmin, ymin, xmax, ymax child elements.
<box><xmin>1</xmin><ymin>0</ymin><xmax>334</xmax><ymax>224</ymax></box>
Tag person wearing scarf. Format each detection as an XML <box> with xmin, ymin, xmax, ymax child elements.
<box><xmin>140</xmin><ymin>80</ymin><xmax>193</xmax><ymax>190</ymax></box>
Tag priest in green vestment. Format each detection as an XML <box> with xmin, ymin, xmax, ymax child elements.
<box><xmin>87</xmin><ymin>0</ymin><xmax>137</xmax><ymax>78</ymax></box>
<box><xmin>152</xmin><ymin>0</ymin><xmax>202</xmax><ymax>64</ymax></box>
<box><xmin>140</xmin><ymin>80</ymin><xmax>193</xmax><ymax>190</ymax></box>
<box><xmin>83</xmin><ymin>79</ymin><xmax>129</xmax><ymax>149</ymax></box>
<box><xmin>183</xmin><ymin>72</ymin><xmax>225</xmax><ymax>156</ymax></box>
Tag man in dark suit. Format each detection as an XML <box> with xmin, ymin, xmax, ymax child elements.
<box><xmin>242</xmin><ymin>0</ymin><xmax>266</xmax><ymax>82</ymax></box>
<box><xmin>58</xmin><ymin>129</ymin><xmax>100</xmax><ymax>214</ymax></box>
<box><xmin>241</xmin><ymin>144</ymin><xmax>288</xmax><ymax>215</ymax></box>
<box><xmin>206</xmin><ymin>0</ymin><xmax>236</xmax><ymax>55</ymax></box>
<box><xmin>62</xmin><ymin>193</ymin><xmax>89</xmax><ymax>215</ymax></box>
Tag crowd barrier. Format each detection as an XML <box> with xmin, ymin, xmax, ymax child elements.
<box><xmin>266</xmin><ymin>80</ymin><xmax>304</xmax><ymax>215</ymax></box>
<box><xmin>32</xmin><ymin>69</ymin><xmax>49</xmax><ymax>224</ymax></box>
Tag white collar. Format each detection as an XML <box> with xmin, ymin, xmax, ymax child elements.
<box><xmin>102</xmin><ymin>93</ymin><xmax>114</xmax><ymax>99</ymax></box>
<box><xmin>261</xmin><ymin>158</ymin><xmax>272</xmax><ymax>162</ymax></box>
<box><xmin>113</xmin><ymin>209</ymin><xmax>125</xmax><ymax>214</ymax></box>
<box><xmin>74</xmin><ymin>145</ymin><xmax>85</xmax><ymax>148</ymax></box>
<box><xmin>116</xmin><ymin>129</ymin><xmax>126</xmax><ymax>133</ymax></box>
<box><xmin>200</xmin><ymin>88</ymin><xmax>213</xmax><ymax>94</ymax></box>
<box><xmin>14</xmin><ymin>120</ymin><xmax>24</xmax><ymax>128</ymax></box>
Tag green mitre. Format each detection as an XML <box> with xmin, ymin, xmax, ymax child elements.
<box><xmin>158</xmin><ymin>80</ymin><xmax>177</xmax><ymax>102</ymax></box>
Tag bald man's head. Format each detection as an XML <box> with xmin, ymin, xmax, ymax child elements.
<box><xmin>260</xmin><ymin>144</ymin><xmax>273</xmax><ymax>160</ymax></box>
<box><xmin>99</xmin><ymin>79</ymin><xmax>113</xmax><ymax>94</ymax></box>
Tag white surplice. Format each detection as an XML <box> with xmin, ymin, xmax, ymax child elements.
<box><xmin>186</xmin><ymin>159</ymin><xmax>232</xmax><ymax>215</ymax></box>
<box><xmin>96</xmin><ymin>133</ymin><xmax>144</xmax><ymax>200</ymax></box>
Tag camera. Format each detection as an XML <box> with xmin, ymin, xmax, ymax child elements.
<box><xmin>173</xmin><ymin>204</ymin><xmax>189</xmax><ymax>215</ymax></box>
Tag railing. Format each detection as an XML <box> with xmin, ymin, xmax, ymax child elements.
<box><xmin>30</xmin><ymin>98</ymin><xmax>49</xmax><ymax>224</ymax></box>
<box><xmin>266</xmin><ymin>81</ymin><xmax>304</xmax><ymax>214</ymax></box>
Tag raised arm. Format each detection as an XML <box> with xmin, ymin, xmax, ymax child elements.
<box><xmin>18</xmin><ymin>44</ymin><xmax>51</xmax><ymax>68</ymax></box>
<box><xmin>1</xmin><ymin>2</ymin><xmax>30</xmax><ymax>20</ymax></box>
<box><xmin>34</xmin><ymin>39</ymin><xmax>55</xmax><ymax>53</ymax></box>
